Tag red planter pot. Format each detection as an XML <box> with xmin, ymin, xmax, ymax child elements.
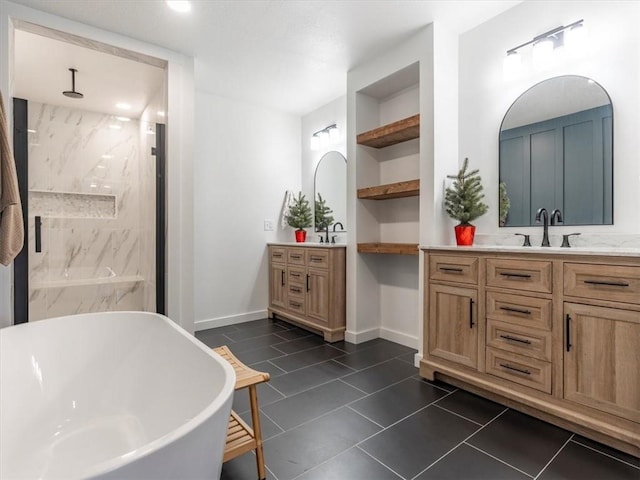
<box><xmin>294</xmin><ymin>230</ymin><xmax>307</xmax><ymax>243</ymax></box>
<box><xmin>454</xmin><ymin>224</ymin><xmax>476</xmax><ymax>246</ymax></box>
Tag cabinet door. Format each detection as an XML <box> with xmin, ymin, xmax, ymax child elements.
<box><xmin>306</xmin><ymin>267</ymin><xmax>329</xmax><ymax>326</ymax></box>
<box><xmin>564</xmin><ymin>303</ymin><xmax>640</xmax><ymax>423</ymax></box>
<box><xmin>269</xmin><ymin>263</ymin><xmax>287</xmax><ymax>309</ymax></box>
<box><xmin>428</xmin><ymin>284</ymin><xmax>478</xmax><ymax>369</ymax></box>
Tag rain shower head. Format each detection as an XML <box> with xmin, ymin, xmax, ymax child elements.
<box><xmin>62</xmin><ymin>68</ymin><xmax>84</xmax><ymax>99</ymax></box>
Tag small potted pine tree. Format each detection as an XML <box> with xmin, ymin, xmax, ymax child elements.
<box><xmin>314</xmin><ymin>193</ymin><xmax>334</xmax><ymax>235</ymax></box>
<box><xmin>444</xmin><ymin>158</ymin><xmax>488</xmax><ymax>246</ymax></box>
<box><xmin>286</xmin><ymin>192</ymin><xmax>313</xmax><ymax>242</ymax></box>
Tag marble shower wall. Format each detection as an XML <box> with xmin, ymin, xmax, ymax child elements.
<box><xmin>27</xmin><ymin>102</ymin><xmax>155</xmax><ymax>320</ymax></box>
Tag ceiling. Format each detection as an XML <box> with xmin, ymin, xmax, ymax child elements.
<box><xmin>9</xmin><ymin>0</ymin><xmax>522</xmax><ymax>116</ymax></box>
<box><xmin>14</xmin><ymin>29</ymin><xmax>166</xmax><ymax>119</ymax></box>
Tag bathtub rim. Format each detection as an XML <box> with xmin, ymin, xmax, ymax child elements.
<box><xmin>0</xmin><ymin>311</ymin><xmax>236</xmax><ymax>479</ymax></box>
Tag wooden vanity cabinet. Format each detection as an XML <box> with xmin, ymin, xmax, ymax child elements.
<box><xmin>421</xmin><ymin>248</ymin><xmax>640</xmax><ymax>457</ymax></box>
<box><xmin>269</xmin><ymin>247</ymin><xmax>287</xmax><ymax>310</ymax></box>
<box><xmin>268</xmin><ymin>244</ymin><xmax>346</xmax><ymax>342</ymax></box>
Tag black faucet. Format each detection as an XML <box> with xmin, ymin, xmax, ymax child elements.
<box><xmin>325</xmin><ymin>222</ymin><xmax>344</xmax><ymax>244</ymax></box>
<box><xmin>550</xmin><ymin>209</ymin><xmax>563</xmax><ymax>226</ymax></box>
<box><xmin>535</xmin><ymin>207</ymin><xmax>550</xmax><ymax>247</ymax></box>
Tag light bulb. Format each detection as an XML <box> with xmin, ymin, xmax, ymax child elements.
<box><xmin>329</xmin><ymin>126</ymin><xmax>340</xmax><ymax>142</ymax></box>
<box><xmin>565</xmin><ymin>23</ymin><xmax>588</xmax><ymax>53</ymax></box>
<box><xmin>503</xmin><ymin>51</ymin><xmax>522</xmax><ymax>80</ymax></box>
<box><xmin>319</xmin><ymin>130</ymin><xmax>330</xmax><ymax>148</ymax></box>
<box><xmin>532</xmin><ymin>37</ymin><xmax>554</xmax><ymax>68</ymax></box>
<box><xmin>310</xmin><ymin>135</ymin><xmax>320</xmax><ymax>151</ymax></box>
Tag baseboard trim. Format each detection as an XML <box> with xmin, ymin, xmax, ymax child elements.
<box><xmin>194</xmin><ymin>310</ymin><xmax>268</xmax><ymax>331</ymax></box>
<box><xmin>413</xmin><ymin>352</ymin><xmax>423</xmax><ymax>368</ymax></box>
<box><xmin>344</xmin><ymin>327</ymin><xmax>379</xmax><ymax>344</ymax></box>
<box><xmin>379</xmin><ymin>327</ymin><xmax>418</xmax><ymax>349</ymax></box>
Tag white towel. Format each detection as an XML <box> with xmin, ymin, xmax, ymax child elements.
<box><xmin>0</xmin><ymin>91</ymin><xmax>24</xmax><ymax>266</ymax></box>
<box><xmin>280</xmin><ymin>190</ymin><xmax>294</xmax><ymax>228</ymax></box>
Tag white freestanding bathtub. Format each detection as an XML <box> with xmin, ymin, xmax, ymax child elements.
<box><xmin>0</xmin><ymin>311</ymin><xmax>236</xmax><ymax>480</ymax></box>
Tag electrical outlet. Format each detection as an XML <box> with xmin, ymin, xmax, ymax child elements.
<box><xmin>264</xmin><ymin>219</ymin><xmax>274</xmax><ymax>231</ymax></box>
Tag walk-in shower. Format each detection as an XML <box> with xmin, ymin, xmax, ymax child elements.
<box><xmin>12</xmin><ymin>26</ymin><xmax>167</xmax><ymax>323</ymax></box>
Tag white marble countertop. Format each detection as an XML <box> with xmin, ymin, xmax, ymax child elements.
<box><xmin>420</xmin><ymin>244</ymin><xmax>640</xmax><ymax>257</ymax></box>
<box><xmin>268</xmin><ymin>242</ymin><xmax>347</xmax><ymax>248</ymax></box>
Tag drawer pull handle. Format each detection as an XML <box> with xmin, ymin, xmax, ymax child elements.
<box><xmin>566</xmin><ymin>314</ymin><xmax>572</xmax><ymax>352</ymax></box>
<box><xmin>281</xmin><ymin>270</ymin><xmax>285</xmax><ymax>286</ymax></box>
<box><xmin>440</xmin><ymin>267</ymin><xmax>463</xmax><ymax>273</ymax></box>
<box><xmin>469</xmin><ymin>298</ymin><xmax>475</xmax><ymax>328</ymax></box>
<box><xmin>500</xmin><ymin>334</ymin><xmax>532</xmax><ymax>345</ymax></box>
<box><xmin>291</xmin><ymin>287</ymin><xmax>301</xmax><ymax>294</ymax></box>
<box><xmin>290</xmin><ymin>301</ymin><xmax>302</xmax><ymax>308</ymax></box>
<box><xmin>583</xmin><ymin>279</ymin><xmax>630</xmax><ymax>287</ymax></box>
<box><xmin>290</xmin><ymin>255</ymin><xmax>302</xmax><ymax>260</ymax></box>
<box><xmin>310</xmin><ymin>256</ymin><xmax>323</xmax><ymax>262</ymax></box>
<box><xmin>306</xmin><ymin>274</ymin><xmax>310</xmax><ymax>292</ymax></box>
<box><xmin>273</xmin><ymin>254</ymin><xmax>282</xmax><ymax>258</ymax></box>
<box><xmin>499</xmin><ymin>363</ymin><xmax>531</xmax><ymax>375</ymax></box>
<box><xmin>499</xmin><ymin>306</ymin><xmax>532</xmax><ymax>315</ymax></box>
<box><xmin>499</xmin><ymin>272</ymin><xmax>532</xmax><ymax>278</ymax></box>
<box><xmin>291</xmin><ymin>273</ymin><xmax>301</xmax><ymax>278</ymax></box>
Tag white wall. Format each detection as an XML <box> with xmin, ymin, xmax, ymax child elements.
<box><xmin>459</xmin><ymin>0</ymin><xmax>640</xmax><ymax>241</ymax></box>
<box><xmin>193</xmin><ymin>90</ymin><xmax>300</xmax><ymax>330</ymax></box>
<box><xmin>0</xmin><ymin>1</ymin><xmax>194</xmax><ymax>330</ymax></box>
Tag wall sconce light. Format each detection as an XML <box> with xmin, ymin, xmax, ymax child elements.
<box><xmin>310</xmin><ymin>124</ymin><xmax>339</xmax><ymax>151</ymax></box>
<box><xmin>504</xmin><ymin>19</ymin><xmax>586</xmax><ymax>75</ymax></box>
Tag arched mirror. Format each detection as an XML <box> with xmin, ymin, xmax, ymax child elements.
<box><xmin>499</xmin><ymin>75</ymin><xmax>613</xmax><ymax>227</ymax></box>
<box><xmin>314</xmin><ymin>151</ymin><xmax>347</xmax><ymax>232</ymax></box>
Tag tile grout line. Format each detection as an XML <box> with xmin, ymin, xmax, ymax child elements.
<box><xmin>464</xmin><ymin>442</ymin><xmax>535</xmax><ymax>478</ymax></box>
<box><xmin>346</xmin><ymin>405</ymin><xmax>386</xmax><ymax>429</ymax></box>
<box><xmin>568</xmin><ymin>438</ymin><xmax>640</xmax><ymax>470</ymax></box>
<box><xmin>337</xmin><ymin>378</ymin><xmax>370</xmax><ymax>395</ymax></box>
<box><xmin>264</xmin><ymin>359</ymin><xmax>287</xmax><ymax>375</ymax></box>
<box><xmin>351</xmin><ymin>389</ymin><xmax>461</xmax><ymax>450</ymax></box>
<box><xmin>432</xmin><ymin>404</ymin><xmax>484</xmax><ymax>427</ymax></box>
<box><xmin>257</xmin><ymin>408</ymin><xmax>286</xmax><ymax>435</ymax></box>
<box><xmin>356</xmin><ymin>445</ymin><xmax>407</xmax><ymax>480</ymax></box>
<box><xmin>332</xmin><ymin>352</ymin><xmax>414</xmax><ymax>373</ymax></box>
<box><xmin>409</xmin><ymin>407</ymin><xmax>509</xmax><ymax>480</ymax></box>
<box><xmin>533</xmin><ymin>434</ymin><xmax>574</xmax><ymax>479</ymax></box>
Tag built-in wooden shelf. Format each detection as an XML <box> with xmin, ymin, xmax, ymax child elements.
<box><xmin>358</xmin><ymin>179</ymin><xmax>419</xmax><ymax>200</ymax></box>
<box><xmin>357</xmin><ymin>242</ymin><xmax>419</xmax><ymax>256</ymax></box>
<box><xmin>356</xmin><ymin>114</ymin><xmax>420</xmax><ymax>148</ymax></box>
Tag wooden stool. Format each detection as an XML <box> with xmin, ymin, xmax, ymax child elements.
<box><xmin>214</xmin><ymin>345</ymin><xmax>271</xmax><ymax>480</ymax></box>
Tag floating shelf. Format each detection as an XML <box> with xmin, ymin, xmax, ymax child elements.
<box><xmin>356</xmin><ymin>114</ymin><xmax>420</xmax><ymax>148</ymax></box>
<box><xmin>357</xmin><ymin>243</ymin><xmax>419</xmax><ymax>256</ymax></box>
<box><xmin>358</xmin><ymin>179</ymin><xmax>419</xmax><ymax>200</ymax></box>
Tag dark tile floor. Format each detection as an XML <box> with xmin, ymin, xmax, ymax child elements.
<box><xmin>196</xmin><ymin>319</ymin><xmax>640</xmax><ymax>480</ymax></box>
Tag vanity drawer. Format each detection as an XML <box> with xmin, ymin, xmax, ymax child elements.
<box><xmin>286</xmin><ymin>296</ymin><xmax>306</xmax><ymax>314</ymax></box>
<box><xmin>486</xmin><ymin>347</ymin><xmax>552</xmax><ymax>394</ymax></box>
<box><xmin>288</xmin><ymin>283</ymin><xmax>305</xmax><ymax>297</ymax></box>
<box><xmin>487</xmin><ymin>320</ymin><xmax>552</xmax><ymax>361</ymax></box>
<box><xmin>564</xmin><ymin>263</ymin><xmax>640</xmax><ymax>305</ymax></box>
<box><xmin>486</xmin><ymin>258</ymin><xmax>552</xmax><ymax>293</ymax></box>
<box><xmin>287</xmin><ymin>248</ymin><xmax>306</xmax><ymax>266</ymax></box>
<box><xmin>429</xmin><ymin>255</ymin><xmax>479</xmax><ymax>285</ymax></box>
<box><xmin>288</xmin><ymin>266</ymin><xmax>306</xmax><ymax>285</ymax></box>
<box><xmin>486</xmin><ymin>291</ymin><xmax>552</xmax><ymax>330</ymax></box>
<box><xmin>270</xmin><ymin>246</ymin><xmax>286</xmax><ymax>264</ymax></box>
<box><xmin>306</xmin><ymin>249</ymin><xmax>329</xmax><ymax>269</ymax></box>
